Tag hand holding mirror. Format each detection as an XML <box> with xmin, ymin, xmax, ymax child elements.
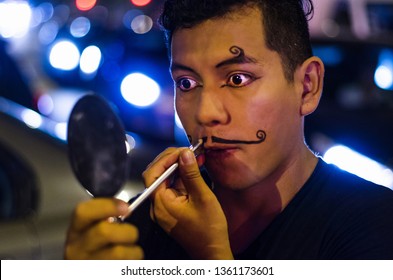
<box><xmin>67</xmin><ymin>94</ymin><xmax>203</xmax><ymax>220</ymax></box>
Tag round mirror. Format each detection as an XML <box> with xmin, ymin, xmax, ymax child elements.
<box><xmin>67</xmin><ymin>94</ymin><xmax>128</xmax><ymax>197</ymax></box>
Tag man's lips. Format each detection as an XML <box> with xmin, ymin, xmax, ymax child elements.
<box><xmin>204</xmin><ymin>144</ymin><xmax>238</xmax><ymax>150</ymax></box>
<box><xmin>203</xmin><ymin>144</ymin><xmax>239</xmax><ymax>156</ymax></box>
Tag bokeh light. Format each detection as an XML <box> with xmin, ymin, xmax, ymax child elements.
<box><xmin>374</xmin><ymin>49</ymin><xmax>393</xmax><ymax>90</ymax></box>
<box><xmin>123</xmin><ymin>9</ymin><xmax>144</xmax><ymax>30</ymax></box>
<box><xmin>324</xmin><ymin>145</ymin><xmax>393</xmax><ymax>189</ymax></box>
<box><xmin>30</xmin><ymin>2</ymin><xmax>54</xmax><ymax>28</ymax></box>
<box><xmin>37</xmin><ymin>94</ymin><xmax>55</xmax><ymax>116</ymax></box>
<box><xmin>54</xmin><ymin>122</ymin><xmax>68</xmax><ymax>141</ymax></box>
<box><xmin>121</xmin><ymin>73</ymin><xmax>160</xmax><ymax>107</ymax></box>
<box><xmin>49</xmin><ymin>40</ymin><xmax>80</xmax><ymax>71</ymax></box>
<box><xmin>0</xmin><ymin>0</ymin><xmax>32</xmax><ymax>38</ymax></box>
<box><xmin>80</xmin><ymin>45</ymin><xmax>102</xmax><ymax>74</ymax></box>
<box><xmin>76</xmin><ymin>0</ymin><xmax>97</xmax><ymax>11</ymax></box>
<box><xmin>131</xmin><ymin>15</ymin><xmax>153</xmax><ymax>34</ymax></box>
<box><xmin>21</xmin><ymin>109</ymin><xmax>43</xmax><ymax>129</ymax></box>
<box><xmin>70</xmin><ymin>17</ymin><xmax>91</xmax><ymax>38</ymax></box>
<box><xmin>130</xmin><ymin>0</ymin><xmax>152</xmax><ymax>7</ymax></box>
<box><xmin>375</xmin><ymin>65</ymin><xmax>393</xmax><ymax>90</ymax></box>
<box><xmin>38</xmin><ymin>21</ymin><xmax>59</xmax><ymax>45</ymax></box>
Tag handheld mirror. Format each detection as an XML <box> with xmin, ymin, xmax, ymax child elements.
<box><xmin>67</xmin><ymin>94</ymin><xmax>203</xmax><ymax>219</ymax></box>
<box><xmin>67</xmin><ymin>94</ymin><xmax>128</xmax><ymax>198</ymax></box>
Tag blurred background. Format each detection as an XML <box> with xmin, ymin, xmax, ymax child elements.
<box><xmin>0</xmin><ymin>0</ymin><xmax>392</xmax><ymax>259</ymax></box>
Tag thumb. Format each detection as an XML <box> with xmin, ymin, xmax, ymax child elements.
<box><xmin>178</xmin><ymin>149</ymin><xmax>211</xmax><ymax>200</ymax></box>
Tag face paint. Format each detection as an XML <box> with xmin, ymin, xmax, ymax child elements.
<box><xmin>188</xmin><ymin>130</ymin><xmax>266</xmax><ymax>146</ymax></box>
<box><xmin>215</xmin><ymin>46</ymin><xmax>258</xmax><ymax>69</ymax></box>
<box><xmin>211</xmin><ymin>130</ymin><xmax>266</xmax><ymax>144</ymax></box>
<box><xmin>229</xmin><ymin>46</ymin><xmax>258</xmax><ymax>65</ymax></box>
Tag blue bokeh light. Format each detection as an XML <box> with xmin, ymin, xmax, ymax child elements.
<box><xmin>70</xmin><ymin>16</ymin><xmax>91</xmax><ymax>38</ymax></box>
<box><xmin>374</xmin><ymin>49</ymin><xmax>393</xmax><ymax>90</ymax></box>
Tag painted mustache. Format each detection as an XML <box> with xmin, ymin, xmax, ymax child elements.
<box><xmin>190</xmin><ymin>129</ymin><xmax>267</xmax><ymax>145</ymax></box>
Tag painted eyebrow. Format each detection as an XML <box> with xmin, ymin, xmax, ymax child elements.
<box><xmin>170</xmin><ymin>55</ymin><xmax>259</xmax><ymax>74</ymax></box>
<box><xmin>170</xmin><ymin>51</ymin><xmax>258</xmax><ymax>73</ymax></box>
<box><xmin>215</xmin><ymin>54</ymin><xmax>258</xmax><ymax>69</ymax></box>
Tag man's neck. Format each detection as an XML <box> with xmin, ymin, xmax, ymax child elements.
<box><xmin>214</xmin><ymin>151</ymin><xmax>318</xmax><ymax>254</ymax></box>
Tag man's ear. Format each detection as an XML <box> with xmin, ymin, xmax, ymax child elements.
<box><xmin>297</xmin><ymin>56</ymin><xmax>325</xmax><ymax>116</ymax></box>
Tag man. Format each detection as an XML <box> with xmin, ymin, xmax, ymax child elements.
<box><xmin>65</xmin><ymin>0</ymin><xmax>393</xmax><ymax>259</ymax></box>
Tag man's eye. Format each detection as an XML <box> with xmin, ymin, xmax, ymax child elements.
<box><xmin>176</xmin><ymin>78</ymin><xmax>198</xmax><ymax>91</ymax></box>
<box><xmin>226</xmin><ymin>73</ymin><xmax>254</xmax><ymax>87</ymax></box>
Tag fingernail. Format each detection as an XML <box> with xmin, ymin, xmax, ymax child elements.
<box><xmin>180</xmin><ymin>149</ymin><xmax>195</xmax><ymax>165</ymax></box>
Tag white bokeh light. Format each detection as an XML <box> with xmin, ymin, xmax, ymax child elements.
<box><xmin>375</xmin><ymin>50</ymin><xmax>393</xmax><ymax>90</ymax></box>
<box><xmin>54</xmin><ymin>122</ymin><xmax>68</xmax><ymax>141</ymax></box>
<box><xmin>49</xmin><ymin>40</ymin><xmax>80</xmax><ymax>70</ymax></box>
<box><xmin>0</xmin><ymin>1</ymin><xmax>32</xmax><ymax>38</ymax></box>
<box><xmin>324</xmin><ymin>145</ymin><xmax>393</xmax><ymax>189</ymax></box>
<box><xmin>21</xmin><ymin>109</ymin><xmax>43</xmax><ymax>129</ymax></box>
<box><xmin>80</xmin><ymin>45</ymin><xmax>102</xmax><ymax>74</ymax></box>
<box><xmin>131</xmin><ymin>15</ymin><xmax>153</xmax><ymax>34</ymax></box>
<box><xmin>121</xmin><ymin>73</ymin><xmax>160</xmax><ymax>107</ymax></box>
<box><xmin>375</xmin><ymin>65</ymin><xmax>393</xmax><ymax>90</ymax></box>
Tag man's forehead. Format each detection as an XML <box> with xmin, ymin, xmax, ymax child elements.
<box><xmin>168</xmin><ymin>6</ymin><xmax>268</xmax><ymax>72</ymax></box>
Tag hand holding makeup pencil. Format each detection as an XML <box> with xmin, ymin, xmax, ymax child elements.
<box><xmin>143</xmin><ymin>145</ymin><xmax>233</xmax><ymax>260</ymax></box>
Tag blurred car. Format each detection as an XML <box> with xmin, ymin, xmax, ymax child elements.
<box><xmin>0</xmin><ymin>96</ymin><xmax>167</xmax><ymax>259</ymax></box>
<box><xmin>0</xmin><ymin>97</ymin><xmax>91</xmax><ymax>259</ymax></box>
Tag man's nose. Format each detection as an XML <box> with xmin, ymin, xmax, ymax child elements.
<box><xmin>195</xmin><ymin>87</ymin><xmax>229</xmax><ymax>127</ymax></box>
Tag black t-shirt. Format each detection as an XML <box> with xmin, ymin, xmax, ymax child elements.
<box><xmin>126</xmin><ymin>159</ymin><xmax>393</xmax><ymax>259</ymax></box>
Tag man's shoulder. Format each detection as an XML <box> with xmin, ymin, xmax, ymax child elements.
<box><xmin>315</xmin><ymin>159</ymin><xmax>393</xmax><ymax>201</ymax></box>
<box><xmin>254</xmin><ymin>159</ymin><xmax>393</xmax><ymax>259</ymax></box>
<box><xmin>295</xmin><ymin>158</ymin><xmax>393</xmax><ymax>222</ymax></box>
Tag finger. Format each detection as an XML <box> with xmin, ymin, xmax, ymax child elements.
<box><xmin>69</xmin><ymin>198</ymin><xmax>129</xmax><ymax>234</ymax></box>
<box><xmin>82</xmin><ymin>221</ymin><xmax>140</xmax><ymax>252</ymax></box>
<box><xmin>150</xmin><ymin>189</ymin><xmax>182</xmax><ymax>231</ymax></box>
<box><xmin>65</xmin><ymin>220</ymin><xmax>140</xmax><ymax>259</ymax></box>
<box><xmin>142</xmin><ymin>148</ymin><xmax>183</xmax><ymax>188</ymax></box>
<box><xmin>178</xmin><ymin>149</ymin><xmax>212</xmax><ymax>201</ymax></box>
<box><xmin>173</xmin><ymin>148</ymin><xmax>205</xmax><ymax>195</ymax></box>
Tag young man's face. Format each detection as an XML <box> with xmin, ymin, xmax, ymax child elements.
<box><xmin>170</xmin><ymin>7</ymin><xmax>307</xmax><ymax>190</ymax></box>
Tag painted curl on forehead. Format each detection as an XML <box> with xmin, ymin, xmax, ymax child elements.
<box><xmin>229</xmin><ymin>46</ymin><xmax>257</xmax><ymax>63</ymax></box>
<box><xmin>230</xmin><ymin>46</ymin><xmax>243</xmax><ymax>56</ymax></box>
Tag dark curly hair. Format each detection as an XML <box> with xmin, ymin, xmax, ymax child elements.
<box><xmin>159</xmin><ymin>0</ymin><xmax>314</xmax><ymax>82</ymax></box>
